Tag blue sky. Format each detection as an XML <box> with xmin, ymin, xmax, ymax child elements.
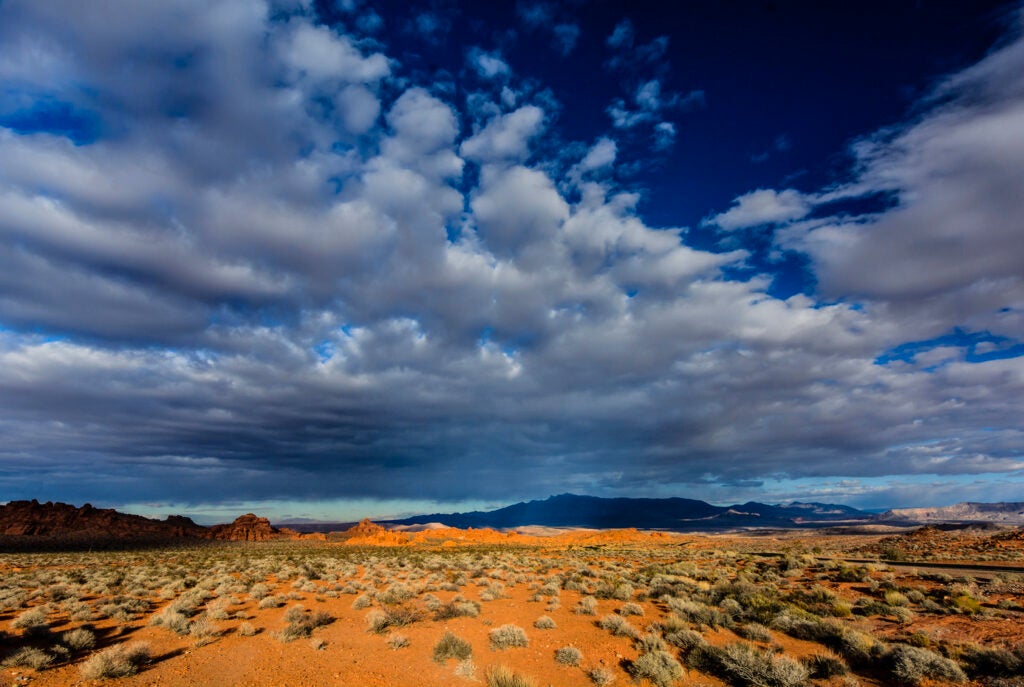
<box><xmin>0</xmin><ymin>0</ymin><xmax>1022</xmax><ymax>523</ymax></box>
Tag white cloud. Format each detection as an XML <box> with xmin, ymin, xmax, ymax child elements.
<box><xmin>467</xmin><ymin>47</ymin><xmax>510</xmax><ymax>80</ymax></box>
<box><xmin>707</xmin><ymin>188</ymin><xmax>812</xmax><ymax>230</ymax></box>
<box><xmin>460</xmin><ymin>105</ymin><xmax>546</xmax><ymax>163</ymax></box>
<box><xmin>0</xmin><ymin>0</ymin><xmax>1020</xmax><ymax>509</ymax></box>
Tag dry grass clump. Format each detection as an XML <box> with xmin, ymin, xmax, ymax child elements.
<box><xmin>489</xmin><ymin>624</ymin><xmax>529</xmax><ymax>650</ymax></box>
<box><xmin>690</xmin><ymin>641</ymin><xmax>809</xmax><ymax>687</ymax></box>
<box><xmin>598</xmin><ymin>613</ymin><xmax>638</xmax><ymax>639</ymax></box>
<box><xmin>618</xmin><ymin>602</ymin><xmax>644</xmax><ymax>616</ymax></box>
<box><xmin>433</xmin><ymin>599</ymin><xmax>481</xmax><ymax>620</ymax></box>
<box><xmin>588</xmin><ymin>666</ymin><xmax>616</xmax><ymax>686</ymax></box>
<box><xmin>533</xmin><ymin>615</ymin><xmax>556</xmax><ymax>629</ymax></box>
<box><xmin>485</xmin><ymin>664</ymin><xmax>536</xmax><ymax>687</ymax></box>
<box><xmin>366</xmin><ymin>605</ymin><xmax>422</xmax><ymax>634</ymax></box>
<box><xmin>574</xmin><ymin>595</ymin><xmax>598</xmax><ymax>615</ymax></box>
<box><xmin>12</xmin><ymin>606</ymin><xmax>50</xmax><ymax>638</ymax></box>
<box><xmin>433</xmin><ymin>630</ymin><xmax>473</xmax><ymax>663</ymax></box>
<box><xmin>386</xmin><ymin>632</ymin><xmax>410</xmax><ymax>649</ymax></box>
<box><xmin>1</xmin><ymin>646</ymin><xmax>55</xmax><ymax>670</ymax></box>
<box><xmin>62</xmin><ymin>626</ymin><xmax>97</xmax><ymax>651</ymax></box>
<box><xmin>278</xmin><ymin>605</ymin><xmax>333</xmax><ymax>642</ymax></box>
<box><xmin>238</xmin><ymin>621</ymin><xmax>260</xmax><ymax>636</ymax></box>
<box><xmin>887</xmin><ymin>645</ymin><xmax>966</xmax><ymax>685</ymax></box>
<box><xmin>630</xmin><ymin>650</ymin><xmax>684</xmax><ymax>687</ymax></box>
<box><xmin>554</xmin><ymin>645</ymin><xmax>583</xmax><ymax>666</ymax></box>
<box><xmin>79</xmin><ymin>641</ymin><xmax>151</xmax><ymax>680</ymax></box>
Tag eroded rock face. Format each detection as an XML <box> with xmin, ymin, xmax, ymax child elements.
<box><xmin>0</xmin><ymin>500</ymin><xmax>206</xmax><ymax>540</ymax></box>
<box><xmin>208</xmin><ymin>513</ymin><xmax>281</xmax><ymax>541</ymax></box>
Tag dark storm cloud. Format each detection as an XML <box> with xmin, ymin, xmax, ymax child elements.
<box><xmin>0</xmin><ymin>0</ymin><xmax>1021</xmax><ymax>508</ymax></box>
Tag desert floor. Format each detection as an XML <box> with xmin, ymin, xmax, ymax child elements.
<box><xmin>1</xmin><ymin>526</ymin><xmax>1022</xmax><ymax>686</ymax></box>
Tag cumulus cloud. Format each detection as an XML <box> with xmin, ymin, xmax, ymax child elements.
<box><xmin>0</xmin><ymin>0</ymin><xmax>1020</xmax><ymax>512</ymax></box>
<box><xmin>460</xmin><ymin>105</ymin><xmax>546</xmax><ymax>162</ymax></box>
<box><xmin>706</xmin><ymin>188</ymin><xmax>812</xmax><ymax>230</ymax></box>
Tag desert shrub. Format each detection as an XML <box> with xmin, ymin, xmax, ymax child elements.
<box><xmin>737</xmin><ymin>622</ymin><xmax>773</xmax><ymax>642</ymax></box>
<box><xmin>619</xmin><ymin>602</ymin><xmax>645</xmax><ymax>616</ymax></box>
<box><xmin>598</xmin><ymin>613</ymin><xmax>638</xmax><ymax>638</ymax></box>
<box><xmin>887</xmin><ymin>645</ymin><xmax>967</xmax><ymax>685</ymax></box>
<box><xmin>189</xmin><ymin>615</ymin><xmax>222</xmax><ymax>642</ymax></box>
<box><xmin>386</xmin><ymin>633</ymin><xmax>410</xmax><ymax>650</ymax></box>
<box><xmin>801</xmin><ymin>652</ymin><xmax>849</xmax><ymax>678</ymax></box>
<box><xmin>258</xmin><ymin>595</ymin><xmax>285</xmax><ymax>609</ymax></box>
<box><xmin>665</xmin><ymin>627</ymin><xmax>705</xmax><ymax>653</ymax></box>
<box><xmin>238</xmin><ymin>621</ymin><xmax>259</xmax><ymax>636</ymax></box>
<box><xmin>771</xmin><ymin>613</ymin><xmax>880</xmax><ymax>666</ymax></box>
<box><xmin>352</xmin><ymin>593</ymin><xmax>373</xmax><ymax>609</ymax></box>
<box><xmin>534</xmin><ymin>615</ymin><xmax>556</xmax><ymax>629</ymax></box>
<box><xmin>950</xmin><ymin>594</ymin><xmax>983</xmax><ymax>614</ymax></box>
<box><xmin>455</xmin><ymin>658</ymin><xmax>477</xmax><ymax>679</ymax></box>
<box><xmin>279</xmin><ymin>608</ymin><xmax>333</xmax><ymax>642</ymax></box>
<box><xmin>12</xmin><ymin>606</ymin><xmax>49</xmax><ymax>638</ymax></box>
<box><xmin>666</xmin><ymin>597</ymin><xmax>728</xmax><ymax>628</ymax></box>
<box><xmin>485</xmin><ymin>664</ymin><xmax>536</xmax><ymax>687</ymax></box>
<box><xmin>434</xmin><ymin>631</ymin><xmax>473</xmax><ymax>663</ymax></box>
<box><xmin>248</xmin><ymin>582</ymin><xmax>272</xmax><ymax>600</ymax></box>
<box><xmin>554</xmin><ymin>645</ymin><xmax>583</xmax><ymax>666</ymax></box>
<box><xmin>150</xmin><ymin>607</ymin><xmax>191</xmax><ymax>635</ymax></box>
<box><xmin>637</xmin><ymin>632</ymin><xmax>668</xmax><ymax>653</ymax></box>
<box><xmin>596</xmin><ymin>581</ymin><xmax>634</xmax><ymax>601</ymax></box>
<box><xmin>309</xmin><ymin>637</ymin><xmax>327</xmax><ymax>650</ymax></box>
<box><xmin>62</xmin><ymin>627</ymin><xmax>97</xmax><ymax>651</ymax></box>
<box><xmin>884</xmin><ymin>591</ymin><xmax>909</xmax><ymax>607</ymax></box>
<box><xmin>79</xmin><ymin>642</ymin><xmax>151</xmax><ymax>680</ymax></box>
<box><xmin>366</xmin><ymin>605</ymin><xmax>421</xmax><ymax>634</ymax></box>
<box><xmin>589</xmin><ymin>666</ymin><xmax>616</xmax><ymax>686</ymax></box>
<box><xmin>377</xmin><ymin>583</ymin><xmax>414</xmax><ymax>605</ymax></box>
<box><xmin>958</xmin><ymin>643</ymin><xmax>1024</xmax><ymax>678</ymax></box>
<box><xmin>1</xmin><ymin>646</ymin><xmax>55</xmax><ymax>670</ymax></box>
<box><xmin>433</xmin><ymin>600</ymin><xmax>480</xmax><ymax>620</ymax></box>
<box><xmin>691</xmin><ymin>641</ymin><xmax>809</xmax><ymax>687</ymax></box>
<box><xmin>630</xmin><ymin>650</ymin><xmax>684</xmax><ymax>687</ymax></box>
<box><xmin>489</xmin><ymin>624</ymin><xmax>529</xmax><ymax>650</ymax></box>
<box><xmin>575</xmin><ymin>595</ymin><xmax>598</xmax><ymax>615</ymax></box>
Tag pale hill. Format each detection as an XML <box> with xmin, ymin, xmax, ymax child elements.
<box><xmin>879</xmin><ymin>501</ymin><xmax>1024</xmax><ymax>524</ymax></box>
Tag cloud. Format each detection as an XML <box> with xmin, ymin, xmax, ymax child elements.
<box><xmin>705</xmin><ymin>188</ymin><xmax>812</xmax><ymax>230</ymax></box>
<box><xmin>518</xmin><ymin>3</ymin><xmax>580</xmax><ymax>56</ymax></box>
<box><xmin>0</xmin><ymin>0</ymin><xmax>1020</xmax><ymax>512</ymax></box>
<box><xmin>467</xmin><ymin>47</ymin><xmax>511</xmax><ymax>80</ymax></box>
<box><xmin>460</xmin><ymin>105</ymin><xmax>546</xmax><ymax>163</ymax></box>
<box><xmin>775</xmin><ymin>15</ymin><xmax>1024</xmax><ymax>342</ymax></box>
<box><xmin>577</xmin><ymin>137</ymin><xmax>617</xmax><ymax>173</ymax></box>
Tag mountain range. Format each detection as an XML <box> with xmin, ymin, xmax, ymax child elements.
<box><xmin>380</xmin><ymin>493</ymin><xmax>871</xmax><ymax>530</ymax></box>
<box><xmin>4</xmin><ymin>495</ymin><xmax>1024</xmax><ymax>548</ymax></box>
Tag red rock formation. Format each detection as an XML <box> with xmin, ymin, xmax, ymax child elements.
<box><xmin>0</xmin><ymin>499</ymin><xmax>206</xmax><ymax>540</ymax></box>
<box><xmin>208</xmin><ymin>513</ymin><xmax>282</xmax><ymax>541</ymax></box>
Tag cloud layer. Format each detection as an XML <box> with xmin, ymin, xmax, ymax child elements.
<box><xmin>0</xmin><ymin>0</ymin><xmax>1021</xmax><ymax>511</ymax></box>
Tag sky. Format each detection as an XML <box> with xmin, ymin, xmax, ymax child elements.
<box><xmin>0</xmin><ymin>0</ymin><xmax>1022</xmax><ymax>524</ymax></box>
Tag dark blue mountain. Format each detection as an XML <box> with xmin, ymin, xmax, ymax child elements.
<box><xmin>383</xmin><ymin>493</ymin><xmax>871</xmax><ymax>530</ymax></box>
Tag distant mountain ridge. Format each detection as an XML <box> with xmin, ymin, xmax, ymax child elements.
<box><xmin>879</xmin><ymin>501</ymin><xmax>1024</xmax><ymax>525</ymax></box>
<box><xmin>382</xmin><ymin>493</ymin><xmax>872</xmax><ymax>531</ymax></box>
<box><xmin>0</xmin><ymin>499</ymin><xmax>309</xmax><ymax>548</ymax></box>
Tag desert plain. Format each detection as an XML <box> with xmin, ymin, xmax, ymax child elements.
<box><xmin>2</xmin><ymin>519</ymin><xmax>1023</xmax><ymax>687</ymax></box>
